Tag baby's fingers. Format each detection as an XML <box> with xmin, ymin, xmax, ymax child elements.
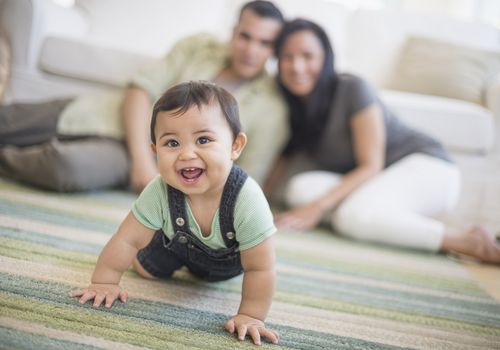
<box><xmin>259</xmin><ymin>328</ymin><xmax>279</xmax><ymax>344</ymax></box>
<box><xmin>78</xmin><ymin>291</ymin><xmax>96</xmax><ymax>305</ymax></box>
<box><xmin>236</xmin><ymin>324</ymin><xmax>248</xmax><ymax>341</ymax></box>
<box><xmin>104</xmin><ymin>294</ymin><xmax>118</xmax><ymax>308</ymax></box>
<box><xmin>118</xmin><ymin>291</ymin><xmax>128</xmax><ymax>303</ymax></box>
<box><xmin>68</xmin><ymin>289</ymin><xmax>85</xmax><ymax>298</ymax></box>
<box><xmin>225</xmin><ymin>319</ymin><xmax>235</xmax><ymax>334</ymax></box>
<box><xmin>92</xmin><ymin>293</ymin><xmax>106</xmax><ymax>308</ymax></box>
<box><xmin>247</xmin><ymin>327</ymin><xmax>262</xmax><ymax>346</ymax></box>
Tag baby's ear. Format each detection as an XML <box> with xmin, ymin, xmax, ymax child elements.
<box><xmin>231</xmin><ymin>132</ymin><xmax>247</xmax><ymax>160</ymax></box>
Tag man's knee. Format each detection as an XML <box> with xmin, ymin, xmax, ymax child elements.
<box><xmin>0</xmin><ymin>138</ymin><xmax>129</xmax><ymax>192</ymax></box>
<box><xmin>45</xmin><ymin>139</ymin><xmax>129</xmax><ymax>192</ymax></box>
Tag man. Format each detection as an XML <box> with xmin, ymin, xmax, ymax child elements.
<box><xmin>0</xmin><ymin>1</ymin><xmax>288</xmax><ymax>192</ymax></box>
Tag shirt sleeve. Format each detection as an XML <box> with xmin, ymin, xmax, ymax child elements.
<box><xmin>233</xmin><ymin>177</ymin><xmax>277</xmax><ymax>251</ymax></box>
<box><xmin>129</xmin><ymin>34</ymin><xmax>211</xmax><ymax>101</ymax></box>
<box><xmin>235</xmin><ymin>77</ymin><xmax>289</xmax><ymax>185</ymax></box>
<box><xmin>346</xmin><ymin>74</ymin><xmax>378</xmax><ymax>119</ymax></box>
<box><xmin>132</xmin><ymin>175</ymin><xmax>166</xmax><ymax>230</ymax></box>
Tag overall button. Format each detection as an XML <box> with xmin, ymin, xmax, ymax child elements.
<box><xmin>176</xmin><ymin>217</ymin><xmax>185</xmax><ymax>226</ymax></box>
<box><xmin>226</xmin><ymin>231</ymin><xmax>235</xmax><ymax>240</ymax></box>
<box><xmin>178</xmin><ymin>235</ymin><xmax>188</xmax><ymax>244</ymax></box>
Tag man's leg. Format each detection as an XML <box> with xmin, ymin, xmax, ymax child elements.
<box><xmin>0</xmin><ymin>137</ymin><xmax>129</xmax><ymax>192</ymax></box>
<box><xmin>0</xmin><ymin>99</ymin><xmax>72</xmax><ymax>146</ymax></box>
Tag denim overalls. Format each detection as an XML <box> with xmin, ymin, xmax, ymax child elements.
<box><xmin>137</xmin><ymin>165</ymin><xmax>248</xmax><ymax>282</ymax></box>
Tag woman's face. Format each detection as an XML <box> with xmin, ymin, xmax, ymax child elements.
<box><xmin>278</xmin><ymin>29</ymin><xmax>325</xmax><ymax>97</ymax></box>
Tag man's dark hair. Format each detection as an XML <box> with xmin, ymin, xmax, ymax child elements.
<box><xmin>151</xmin><ymin>81</ymin><xmax>241</xmax><ymax>144</ymax></box>
<box><xmin>239</xmin><ymin>0</ymin><xmax>284</xmax><ymax>23</ymax></box>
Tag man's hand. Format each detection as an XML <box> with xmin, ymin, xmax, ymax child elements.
<box><xmin>225</xmin><ymin>314</ymin><xmax>279</xmax><ymax>346</ymax></box>
<box><xmin>69</xmin><ymin>283</ymin><xmax>128</xmax><ymax>308</ymax></box>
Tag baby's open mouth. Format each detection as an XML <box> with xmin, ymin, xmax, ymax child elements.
<box><xmin>179</xmin><ymin>167</ymin><xmax>203</xmax><ymax>181</ymax></box>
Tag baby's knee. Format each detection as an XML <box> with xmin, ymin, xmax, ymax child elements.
<box><xmin>132</xmin><ymin>257</ymin><xmax>158</xmax><ymax>280</ymax></box>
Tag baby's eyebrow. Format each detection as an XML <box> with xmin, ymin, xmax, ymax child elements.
<box><xmin>194</xmin><ymin>128</ymin><xmax>215</xmax><ymax>134</ymax></box>
<box><xmin>158</xmin><ymin>131</ymin><xmax>176</xmax><ymax>140</ymax></box>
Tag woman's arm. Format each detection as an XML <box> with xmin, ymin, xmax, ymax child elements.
<box><xmin>225</xmin><ymin>237</ymin><xmax>279</xmax><ymax>345</ymax></box>
<box><xmin>263</xmin><ymin>155</ymin><xmax>289</xmax><ymax>199</ymax></box>
<box><xmin>275</xmin><ymin>104</ymin><xmax>385</xmax><ymax>230</ymax></box>
<box><xmin>69</xmin><ymin>212</ymin><xmax>155</xmax><ymax>307</ymax></box>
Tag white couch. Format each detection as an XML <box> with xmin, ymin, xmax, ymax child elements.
<box><xmin>2</xmin><ymin>0</ymin><xmax>500</xmax><ymax>154</ymax></box>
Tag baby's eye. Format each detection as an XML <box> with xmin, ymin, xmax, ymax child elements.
<box><xmin>166</xmin><ymin>139</ymin><xmax>179</xmax><ymax>147</ymax></box>
<box><xmin>197</xmin><ymin>136</ymin><xmax>211</xmax><ymax>145</ymax></box>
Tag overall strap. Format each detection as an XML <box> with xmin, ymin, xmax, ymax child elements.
<box><xmin>219</xmin><ymin>165</ymin><xmax>248</xmax><ymax>248</ymax></box>
<box><xmin>167</xmin><ymin>185</ymin><xmax>191</xmax><ymax>234</ymax></box>
<box><xmin>166</xmin><ymin>164</ymin><xmax>248</xmax><ymax>248</ymax></box>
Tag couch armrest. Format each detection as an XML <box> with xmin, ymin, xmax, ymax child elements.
<box><xmin>486</xmin><ymin>73</ymin><xmax>500</xmax><ymax>122</ymax></box>
<box><xmin>0</xmin><ymin>0</ymin><xmax>88</xmax><ymax>71</ymax></box>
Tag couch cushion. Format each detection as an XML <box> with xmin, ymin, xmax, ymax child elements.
<box><xmin>345</xmin><ymin>9</ymin><xmax>500</xmax><ymax>88</ymax></box>
<box><xmin>387</xmin><ymin>36</ymin><xmax>500</xmax><ymax>106</ymax></box>
<box><xmin>75</xmin><ymin>0</ymin><xmax>229</xmax><ymax>57</ymax></box>
<box><xmin>39</xmin><ymin>36</ymin><xmax>156</xmax><ymax>87</ymax></box>
<box><xmin>381</xmin><ymin>89</ymin><xmax>495</xmax><ymax>153</ymax></box>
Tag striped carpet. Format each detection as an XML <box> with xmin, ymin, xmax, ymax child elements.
<box><xmin>1</xmin><ymin>178</ymin><xmax>499</xmax><ymax>350</ymax></box>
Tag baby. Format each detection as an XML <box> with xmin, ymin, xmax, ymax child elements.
<box><xmin>70</xmin><ymin>81</ymin><xmax>279</xmax><ymax>345</ymax></box>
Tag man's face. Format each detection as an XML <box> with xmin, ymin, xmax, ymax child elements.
<box><xmin>229</xmin><ymin>9</ymin><xmax>282</xmax><ymax>79</ymax></box>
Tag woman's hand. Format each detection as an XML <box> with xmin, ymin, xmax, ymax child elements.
<box><xmin>274</xmin><ymin>201</ymin><xmax>325</xmax><ymax>231</ymax></box>
<box><xmin>69</xmin><ymin>283</ymin><xmax>128</xmax><ymax>308</ymax></box>
<box><xmin>225</xmin><ymin>314</ymin><xmax>279</xmax><ymax>345</ymax></box>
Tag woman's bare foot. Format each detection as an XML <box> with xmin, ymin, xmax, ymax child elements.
<box><xmin>442</xmin><ymin>226</ymin><xmax>500</xmax><ymax>264</ymax></box>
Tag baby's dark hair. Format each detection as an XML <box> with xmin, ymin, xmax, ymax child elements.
<box><xmin>150</xmin><ymin>81</ymin><xmax>241</xmax><ymax>144</ymax></box>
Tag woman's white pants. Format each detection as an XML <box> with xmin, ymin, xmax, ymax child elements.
<box><xmin>284</xmin><ymin>153</ymin><xmax>461</xmax><ymax>251</ymax></box>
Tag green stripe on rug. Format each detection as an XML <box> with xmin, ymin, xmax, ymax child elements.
<box><xmin>2</xmin><ymin>233</ymin><xmax>499</xmax><ymax>329</ymax></box>
<box><xmin>0</xmin><ymin>201</ymin><xmax>120</xmax><ymax>233</ymax></box>
<box><xmin>0</xmin><ymin>327</ymin><xmax>104</xmax><ymax>350</ymax></box>
<box><xmin>2</xmin><ymin>177</ymin><xmax>500</xmax><ymax>349</ymax></box>
<box><xmin>1</xmin><ymin>278</ymin><xmax>404</xmax><ymax>350</ymax></box>
<box><xmin>276</xmin><ymin>247</ymin><xmax>486</xmax><ymax>295</ymax></box>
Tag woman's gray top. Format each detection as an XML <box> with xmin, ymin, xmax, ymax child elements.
<box><xmin>310</xmin><ymin>73</ymin><xmax>451</xmax><ymax>174</ymax></box>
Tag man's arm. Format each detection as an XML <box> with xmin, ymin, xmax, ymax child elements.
<box><xmin>121</xmin><ymin>86</ymin><xmax>157</xmax><ymax>192</ymax></box>
<box><xmin>237</xmin><ymin>90</ymin><xmax>289</xmax><ymax>185</ymax></box>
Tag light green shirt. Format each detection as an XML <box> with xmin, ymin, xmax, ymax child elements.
<box><xmin>57</xmin><ymin>33</ymin><xmax>289</xmax><ymax>184</ymax></box>
<box><xmin>132</xmin><ymin>174</ymin><xmax>276</xmax><ymax>251</ymax></box>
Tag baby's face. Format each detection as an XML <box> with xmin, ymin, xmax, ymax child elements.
<box><xmin>153</xmin><ymin>104</ymin><xmax>244</xmax><ymax>198</ymax></box>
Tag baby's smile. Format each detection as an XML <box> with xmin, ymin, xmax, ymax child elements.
<box><xmin>179</xmin><ymin>167</ymin><xmax>204</xmax><ymax>183</ymax></box>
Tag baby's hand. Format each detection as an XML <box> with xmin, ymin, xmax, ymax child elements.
<box><xmin>69</xmin><ymin>283</ymin><xmax>128</xmax><ymax>308</ymax></box>
<box><xmin>225</xmin><ymin>314</ymin><xmax>279</xmax><ymax>346</ymax></box>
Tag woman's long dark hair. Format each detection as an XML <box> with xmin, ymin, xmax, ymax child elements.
<box><xmin>275</xmin><ymin>19</ymin><xmax>338</xmax><ymax>154</ymax></box>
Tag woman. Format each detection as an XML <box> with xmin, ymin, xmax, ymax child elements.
<box><xmin>269</xmin><ymin>18</ymin><xmax>500</xmax><ymax>263</ymax></box>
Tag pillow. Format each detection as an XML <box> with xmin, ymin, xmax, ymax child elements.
<box><xmin>387</xmin><ymin>36</ymin><xmax>500</xmax><ymax>106</ymax></box>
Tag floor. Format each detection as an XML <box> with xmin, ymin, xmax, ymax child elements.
<box><xmin>448</xmin><ymin>144</ymin><xmax>500</xmax><ymax>301</ymax></box>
